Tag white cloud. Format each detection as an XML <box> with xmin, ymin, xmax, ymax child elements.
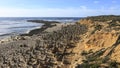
<box><xmin>80</xmin><ymin>6</ymin><xmax>87</xmax><ymax>10</ymax></box>
<box><xmin>94</xmin><ymin>1</ymin><xmax>99</xmax><ymax>4</ymax></box>
<box><xmin>0</xmin><ymin>7</ymin><xmax>89</xmax><ymax>17</ymax></box>
<box><xmin>112</xmin><ymin>0</ymin><xmax>117</xmax><ymax>3</ymax></box>
<box><xmin>0</xmin><ymin>6</ymin><xmax>120</xmax><ymax>17</ymax></box>
<box><xmin>109</xmin><ymin>7</ymin><xmax>118</xmax><ymax>10</ymax></box>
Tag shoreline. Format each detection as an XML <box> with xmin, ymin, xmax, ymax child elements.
<box><xmin>0</xmin><ymin>21</ymin><xmax>72</xmax><ymax>44</ymax></box>
<box><xmin>21</xmin><ymin>20</ymin><xmax>61</xmax><ymax>36</ymax></box>
<box><xmin>0</xmin><ymin>20</ymin><xmax>61</xmax><ymax>43</ymax></box>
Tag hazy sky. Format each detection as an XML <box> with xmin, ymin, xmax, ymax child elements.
<box><xmin>0</xmin><ymin>0</ymin><xmax>119</xmax><ymax>17</ymax></box>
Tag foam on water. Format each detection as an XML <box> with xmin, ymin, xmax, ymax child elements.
<box><xmin>0</xmin><ymin>17</ymin><xmax>81</xmax><ymax>39</ymax></box>
<box><xmin>0</xmin><ymin>19</ymin><xmax>42</xmax><ymax>38</ymax></box>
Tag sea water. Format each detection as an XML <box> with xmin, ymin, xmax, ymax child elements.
<box><xmin>0</xmin><ymin>17</ymin><xmax>81</xmax><ymax>39</ymax></box>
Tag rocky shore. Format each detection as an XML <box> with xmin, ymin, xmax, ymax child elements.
<box><xmin>0</xmin><ymin>20</ymin><xmax>61</xmax><ymax>44</ymax></box>
<box><xmin>0</xmin><ymin>15</ymin><xmax>120</xmax><ymax>68</ymax></box>
<box><xmin>22</xmin><ymin>20</ymin><xmax>61</xmax><ymax>36</ymax></box>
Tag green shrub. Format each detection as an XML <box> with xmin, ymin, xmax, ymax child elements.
<box><xmin>81</xmin><ymin>50</ymin><xmax>88</xmax><ymax>56</ymax></box>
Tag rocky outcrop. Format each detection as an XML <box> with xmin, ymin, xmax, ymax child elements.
<box><xmin>27</xmin><ymin>20</ymin><xmax>60</xmax><ymax>24</ymax></box>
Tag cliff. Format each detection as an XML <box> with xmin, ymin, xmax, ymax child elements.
<box><xmin>76</xmin><ymin>16</ymin><xmax>120</xmax><ymax>68</ymax></box>
<box><xmin>0</xmin><ymin>15</ymin><xmax>120</xmax><ymax>68</ymax></box>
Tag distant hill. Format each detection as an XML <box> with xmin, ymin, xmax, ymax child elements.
<box><xmin>85</xmin><ymin>15</ymin><xmax>120</xmax><ymax>22</ymax></box>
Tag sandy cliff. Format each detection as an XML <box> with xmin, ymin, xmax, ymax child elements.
<box><xmin>75</xmin><ymin>16</ymin><xmax>120</xmax><ymax>67</ymax></box>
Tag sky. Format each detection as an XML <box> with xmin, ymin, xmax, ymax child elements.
<box><xmin>0</xmin><ymin>0</ymin><xmax>120</xmax><ymax>17</ymax></box>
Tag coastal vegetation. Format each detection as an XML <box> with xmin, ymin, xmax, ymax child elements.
<box><xmin>86</xmin><ymin>15</ymin><xmax>120</xmax><ymax>22</ymax></box>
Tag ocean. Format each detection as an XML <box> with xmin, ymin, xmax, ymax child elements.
<box><xmin>0</xmin><ymin>17</ymin><xmax>81</xmax><ymax>39</ymax></box>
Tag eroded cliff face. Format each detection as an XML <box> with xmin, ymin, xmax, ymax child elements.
<box><xmin>75</xmin><ymin>18</ymin><xmax>120</xmax><ymax>67</ymax></box>
<box><xmin>84</xmin><ymin>31</ymin><xmax>118</xmax><ymax>51</ymax></box>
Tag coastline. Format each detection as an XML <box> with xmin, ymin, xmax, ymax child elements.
<box><xmin>0</xmin><ymin>20</ymin><xmax>73</xmax><ymax>44</ymax></box>
<box><xmin>0</xmin><ymin>19</ymin><xmax>87</xmax><ymax>68</ymax></box>
<box><xmin>0</xmin><ymin>20</ymin><xmax>61</xmax><ymax>43</ymax></box>
<box><xmin>0</xmin><ymin>15</ymin><xmax>120</xmax><ymax>68</ymax></box>
<box><xmin>21</xmin><ymin>20</ymin><xmax>61</xmax><ymax>36</ymax></box>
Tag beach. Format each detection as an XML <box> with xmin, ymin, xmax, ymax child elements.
<box><xmin>0</xmin><ymin>17</ymin><xmax>80</xmax><ymax>38</ymax></box>
<box><xmin>0</xmin><ymin>19</ymin><xmax>73</xmax><ymax>42</ymax></box>
<box><xmin>0</xmin><ymin>19</ymin><xmax>83</xmax><ymax>68</ymax></box>
<box><xmin>0</xmin><ymin>20</ymin><xmax>62</xmax><ymax>43</ymax></box>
